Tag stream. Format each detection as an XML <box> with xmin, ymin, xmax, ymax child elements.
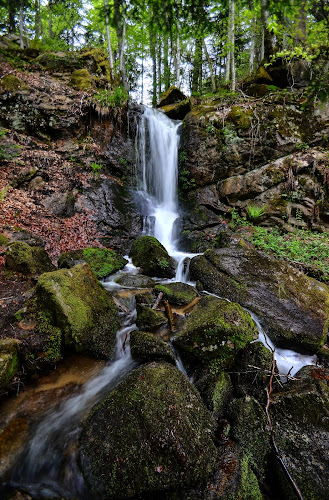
<box><xmin>0</xmin><ymin>106</ymin><xmax>318</xmax><ymax>499</ymax></box>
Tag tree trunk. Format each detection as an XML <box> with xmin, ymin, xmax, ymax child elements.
<box><xmin>150</xmin><ymin>29</ymin><xmax>157</xmax><ymax>106</ymax></box>
<box><xmin>163</xmin><ymin>35</ymin><xmax>170</xmax><ymax>90</ymax></box>
<box><xmin>157</xmin><ymin>39</ymin><xmax>162</xmax><ymax>96</ymax></box>
<box><xmin>260</xmin><ymin>0</ymin><xmax>274</xmax><ymax>60</ymax></box>
<box><xmin>48</xmin><ymin>0</ymin><xmax>53</xmax><ymax>39</ymax></box>
<box><xmin>175</xmin><ymin>18</ymin><xmax>181</xmax><ymax>85</ymax></box>
<box><xmin>192</xmin><ymin>37</ymin><xmax>203</xmax><ymax>94</ymax></box>
<box><xmin>104</xmin><ymin>0</ymin><xmax>114</xmax><ymax>80</ymax></box>
<box><xmin>294</xmin><ymin>2</ymin><xmax>307</xmax><ymax>45</ymax></box>
<box><xmin>226</xmin><ymin>0</ymin><xmax>235</xmax><ymax>90</ymax></box>
<box><xmin>113</xmin><ymin>0</ymin><xmax>128</xmax><ymax>89</ymax></box>
<box><xmin>34</xmin><ymin>0</ymin><xmax>42</xmax><ymax>40</ymax></box>
<box><xmin>203</xmin><ymin>39</ymin><xmax>216</xmax><ymax>92</ymax></box>
<box><xmin>19</xmin><ymin>3</ymin><xmax>25</xmax><ymax>49</ymax></box>
<box><xmin>249</xmin><ymin>0</ymin><xmax>256</xmax><ymax>73</ymax></box>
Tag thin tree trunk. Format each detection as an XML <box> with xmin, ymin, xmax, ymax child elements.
<box><xmin>176</xmin><ymin>18</ymin><xmax>181</xmax><ymax>85</ymax></box>
<box><xmin>150</xmin><ymin>30</ymin><xmax>157</xmax><ymax>106</ymax></box>
<box><xmin>294</xmin><ymin>2</ymin><xmax>307</xmax><ymax>45</ymax></box>
<box><xmin>226</xmin><ymin>0</ymin><xmax>235</xmax><ymax>90</ymax></box>
<box><xmin>260</xmin><ymin>0</ymin><xmax>274</xmax><ymax>60</ymax></box>
<box><xmin>34</xmin><ymin>0</ymin><xmax>41</xmax><ymax>40</ymax></box>
<box><xmin>163</xmin><ymin>35</ymin><xmax>170</xmax><ymax>89</ymax></box>
<box><xmin>157</xmin><ymin>39</ymin><xmax>162</xmax><ymax>97</ymax></box>
<box><xmin>19</xmin><ymin>3</ymin><xmax>24</xmax><ymax>49</ymax></box>
<box><xmin>48</xmin><ymin>0</ymin><xmax>53</xmax><ymax>39</ymax></box>
<box><xmin>192</xmin><ymin>37</ymin><xmax>203</xmax><ymax>94</ymax></box>
<box><xmin>104</xmin><ymin>0</ymin><xmax>114</xmax><ymax>80</ymax></box>
<box><xmin>249</xmin><ymin>0</ymin><xmax>256</xmax><ymax>73</ymax></box>
<box><xmin>203</xmin><ymin>39</ymin><xmax>216</xmax><ymax>92</ymax></box>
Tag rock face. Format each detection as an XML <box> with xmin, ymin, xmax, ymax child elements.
<box><xmin>5</xmin><ymin>241</ymin><xmax>55</xmax><ymax>275</ymax></box>
<box><xmin>58</xmin><ymin>247</ymin><xmax>128</xmax><ymax>279</ymax></box>
<box><xmin>129</xmin><ymin>235</ymin><xmax>176</xmax><ymax>278</ymax></box>
<box><xmin>129</xmin><ymin>330</ymin><xmax>176</xmax><ymax>364</ymax></box>
<box><xmin>270</xmin><ymin>366</ymin><xmax>329</xmax><ymax>499</ymax></box>
<box><xmin>174</xmin><ymin>294</ymin><xmax>258</xmax><ymax>369</ymax></box>
<box><xmin>0</xmin><ymin>339</ymin><xmax>20</xmax><ymax>388</ymax></box>
<box><xmin>35</xmin><ymin>263</ymin><xmax>120</xmax><ymax>358</ymax></box>
<box><xmin>190</xmin><ymin>244</ymin><xmax>329</xmax><ymax>352</ymax></box>
<box><xmin>79</xmin><ymin>361</ymin><xmax>217</xmax><ymax>499</ymax></box>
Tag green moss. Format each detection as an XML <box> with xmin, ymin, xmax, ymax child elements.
<box><xmin>239</xmin><ymin>454</ymin><xmax>263</xmax><ymax>500</ymax></box>
<box><xmin>0</xmin><ymin>234</ymin><xmax>9</xmax><ymax>246</ymax></box>
<box><xmin>58</xmin><ymin>247</ymin><xmax>128</xmax><ymax>279</ymax></box>
<box><xmin>212</xmin><ymin>372</ymin><xmax>232</xmax><ymax>416</ymax></box>
<box><xmin>70</xmin><ymin>69</ymin><xmax>93</xmax><ymax>90</ymax></box>
<box><xmin>136</xmin><ymin>305</ymin><xmax>167</xmax><ymax>331</ymax></box>
<box><xmin>227</xmin><ymin>105</ymin><xmax>254</xmax><ymax>130</ymax></box>
<box><xmin>129</xmin><ymin>236</ymin><xmax>176</xmax><ymax>278</ymax></box>
<box><xmin>130</xmin><ymin>330</ymin><xmax>175</xmax><ymax>364</ymax></box>
<box><xmin>37</xmin><ymin>312</ymin><xmax>62</xmax><ymax>363</ymax></box>
<box><xmin>5</xmin><ymin>241</ymin><xmax>54</xmax><ymax>275</ymax></box>
<box><xmin>154</xmin><ymin>283</ymin><xmax>197</xmax><ymax>306</ymax></box>
<box><xmin>1</xmin><ymin>74</ymin><xmax>29</xmax><ymax>92</ymax></box>
<box><xmin>0</xmin><ymin>339</ymin><xmax>20</xmax><ymax>388</ymax></box>
<box><xmin>174</xmin><ymin>295</ymin><xmax>258</xmax><ymax>368</ymax></box>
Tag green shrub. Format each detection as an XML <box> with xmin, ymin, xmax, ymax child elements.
<box><xmin>246</xmin><ymin>204</ymin><xmax>266</xmax><ymax>222</ymax></box>
<box><xmin>94</xmin><ymin>86</ymin><xmax>129</xmax><ymax>108</ymax></box>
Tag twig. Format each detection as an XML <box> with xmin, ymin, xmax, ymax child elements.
<box><xmin>152</xmin><ymin>292</ymin><xmax>163</xmax><ymax>310</ymax></box>
<box><xmin>164</xmin><ymin>300</ymin><xmax>175</xmax><ymax>332</ymax></box>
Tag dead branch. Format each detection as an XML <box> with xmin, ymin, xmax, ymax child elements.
<box><xmin>164</xmin><ymin>300</ymin><xmax>175</xmax><ymax>332</ymax></box>
<box><xmin>152</xmin><ymin>292</ymin><xmax>163</xmax><ymax>310</ymax></box>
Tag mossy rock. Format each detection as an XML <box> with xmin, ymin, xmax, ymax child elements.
<box><xmin>0</xmin><ymin>74</ymin><xmax>29</xmax><ymax>92</ymax></box>
<box><xmin>174</xmin><ymin>295</ymin><xmax>258</xmax><ymax>369</ymax></box>
<box><xmin>58</xmin><ymin>247</ymin><xmax>128</xmax><ymax>279</ymax></box>
<box><xmin>154</xmin><ymin>282</ymin><xmax>197</xmax><ymax>306</ymax></box>
<box><xmin>0</xmin><ymin>233</ymin><xmax>9</xmax><ymax>246</ymax></box>
<box><xmin>129</xmin><ymin>236</ymin><xmax>176</xmax><ymax>278</ymax></box>
<box><xmin>190</xmin><ymin>244</ymin><xmax>329</xmax><ymax>353</ymax></box>
<box><xmin>0</xmin><ymin>339</ymin><xmax>20</xmax><ymax>388</ymax></box>
<box><xmin>79</xmin><ymin>362</ymin><xmax>217</xmax><ymax>498</ymax></box>
<box><xmin>156</xmin><ymin>86</ymin><xmax>187</xmax><ymax>108</ymax></box>
<box><xmin>79</xmin><ymin>48</ymin><xmax>112</xmax><ymax>80</ymax></box>
<box><xmin>35</xmin><ymin>52</ymin><xmax>81</xmax><ymax>71</ymax></box>
<box><xmin>196</xmin><ymin>370</ymin><xmax>233</xmax><ymax>417</ymax></box>
<box><xmin>35</xmin><ymin>263</ymin><xmax>120</xmax><ymax>358</ymax></box>
<box><xmin>228</xmin><ymin>396</ymin><xmax>271</xmax><ymax>483</ymax></box>
<box><xmin>136</xmin><ymin>304</ymin><xmax>167</xmax><ymax>331</ymax></box>
<box><xmin>5</xmin><ymin>241</ymin><xmax>55</xmax><ymax>275</ymax></box>
<box><xmin>130</xmin><ymin>330</ymin><xmax>175</xmax><ymax>364</ymax></box>
<box><xmin>70</xmin><ymin>69</ymin><xmax>93</xmax><ymax>90</ymax></box>
<box><xmin>159</xmin><ymin>99</ymin><xmax>191</xmax><ymax>120</ymax></box>
<box><xmin>227</xmin><ymin>105</ymin><xmax>254</xmax><ymax>130</ymax></box>
<box><xmin>270</xmin><ymin>366</ymin><xmax>329</xmax><ymax>499</ymax></box>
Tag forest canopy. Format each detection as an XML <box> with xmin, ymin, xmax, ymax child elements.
<box><xmin>1</xmin><ymin>0</ymin><xmax>329</xmax><ymax>103</ymax></box>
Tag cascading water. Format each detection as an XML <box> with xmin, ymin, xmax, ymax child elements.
<box><xmin>136</xmin><ymin>107</ymin><xmax>196</xmax><ymax>279</ymax></box>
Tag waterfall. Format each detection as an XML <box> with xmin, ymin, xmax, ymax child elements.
<box><xmin>136</xmin><ymin>106</ymin><xmax>196</xmax><ymax>279</ymax></box>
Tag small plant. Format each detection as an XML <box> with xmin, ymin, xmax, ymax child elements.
<box><xmin>229</xmin><ymin>208</ymin><xmax>249</xmax><ymax>228</ymax></box>
<box><xmin>0</xmin><ymin>128</ymin><xmax>8</xmax><ymax>137</ymax></box>
<box><xmin>158</xmin><ymin>258</ymin><xmax>169</xmax><ymax>269</ymax></box>
<box><xmin>119</xmin><ymin>157</ymin><xmax>128</xmax><ymax>167</ymax></box>
<box><xmin>179</xmin><ymin>150</ymin><xmax>187</xmax><ymax>163</ymax></box>
<box><xmin>94</xmin><ymin>86</ymin><xmax>129</xmax><ymax>108</ymax></box>
<box><xmin>296</xmin><ymin>142</ymin><xmax>310</xmax><ymax>151</ymax></box>
<box><xmin>90</xmin><ymin>162</ymin><xmax>102</xmax><ymax>177</ymax></box>
<box><xmin>0</xmin><ymin>185</ymin><xmax>9</xmax><ymax>202</ymax></box>
<box><xmin>206</xmin><ymin>125</ymin><xmax>214</xmax><ymax>134</ymax></box>
<box><xmin>179</xmin><ymin>167</ymin><xmax>196</xmax><ymax>191</ymax></box>
<box><xmin>246</xmin><ymin>204</ymin><xmax>267</xmax><ymax>222</ymax></box>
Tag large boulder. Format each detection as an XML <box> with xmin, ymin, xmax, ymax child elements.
<box><xmin>173</xmin><ymin>295</ymin><xmax>258</xmax><ymax>370</ymax></box>
<box><xmin>79</xmin><ymin>362</ymin><xmax>217</xmax><ymax>498</ymax></box>
<box><xmin>154</xmin><ymin>282</ymin><xmax>198</xmax><ymax>306</ymax></box>
<box><xmin>270</xmin><ymin>366</ymin><xmax>329</xmax><ymax>499</ymax></box>
<box><xmin>35</xmin><ymin>263</ymin><xmax>120</xmax><ymax>358</ymax></box>
<box><xmin>190</xmin><ymin>244</ymin><xmax>329</xmax><ymax>352</ymax></box>
<box><xmin>156</xmin><ymin>86</ymin><xmax>187</xmax><ymax>108</ymax></box>
<box><xmin>129</xmin><ymin>235</ymin><xmax>176</xmax><ymax>278</ymax></box>
<box><xmin>5</xmin><ymin>241</ymin><xmax>55</xmax><ymax>275</ymax></box>
<box><xmin>129</xmin><ymin>330</ymin><xmax>176</xmax><ymax>365</ymax></box>
<box><xmin>58</xmin><ymin>247</ymin><xmax>128</xmax><ymax>279</ymax></box>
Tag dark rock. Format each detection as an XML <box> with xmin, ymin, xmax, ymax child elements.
<box><xmin>5</xmin><ymin>242</ymin><xmax>55</xmax><ymax>275</ymax></box>
<box><xmin>130</xmin><ymin>330</ymin><xmax>176</xmax><ymax>364</ymax></box>
<box><xmin>114</xmin><ymin>273</ymin><xmax>156</xmax><ymax>288</ymax></box>
<box><xmin>129</xmin><ymin>235</ymin><xmax>176</xmax><ymax>278</ymax></box>
<box><xmin>136</xmin><ymin>304</ymin><xmax>167</xmax><ymax>331</ymax></box>
<box><xmin>270</xmin><ymin>366</ymin><xmax>329</xmax><ymax>499</ymax></box>
<box><xmin>0</xmin><ymin>339</ymin><xmax>20</xmax><ymax>388</ymax></box>
<box><xmin>58</xmin><ymin>247</ymin><xmax>128</xmax><ymax>279</ymax></box>
<box><xmin>190</xmin><ymin>244</ymin><xmax>329</xmax><ymax>352</ymax></box>
<box><xmin>158</xmin><ymin>99</ymin><xmax>191</xmax><ymax>120</ymax></box>
<box><xmin>79</xmin><ymin>362</ymin><xmax>217</xmax><ymax>498</ymax></box>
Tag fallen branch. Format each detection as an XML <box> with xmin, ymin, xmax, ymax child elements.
<box><xmin>164</xmin><ymin>300</ymin><xmax>175</xmax><ymax>332</ymax></box>
<box><xmin>152</xmin><ymin>292</ymin><xmax>163</xmax><ymax>310</ymax></box>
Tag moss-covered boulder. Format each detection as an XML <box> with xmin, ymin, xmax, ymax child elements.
<box><xmin>270</xmin><ymin>366</ymin><xmax>329</xmax><ymax>499</ymax></box>
<box><xmin>0</xmin><ymin>74</ymin><xmax>29</xmax><ymax>92</ymax></box>
<box><xmin>136</xmin><ymin>304</ymin><xmax>167</xmax><ymax>331</ymax></box>
<box><xmin>129</xmin><ymin>236</ymin><xmax>176</xmax><ymax>278</ymax></box>
<box><xmin>114</xmin><ymin>273</ymin><xmax>156</xmax><ymax>288</ymax></box>
<box><xmin>130</xmin><ymin>330</ymin><xmax>175</xmax><ymax>364</ymax></box>
<box><xmin>173</xmin><ymin>295</ymin><xmax>258</xmax><ymax>369</ymax></box>
<box><xmin>70</xmin><ymin>69</ymin><xmax>93</xmax><ymax>90</ymax></box>
<box><xmin>158</xmin><ymin>99</ymin><xmax>191</xmax><ymax>120</ymax></box>
<box><xmin>196</xmin><ymin>370</ymin><xmax>233</xmax><ymax>418</ymax></box>
<box><xmin>58</xmin><ymin>247</ymin><xmax>128</xmax><ymax>279</ymax></box>
<box><xmin>79</xmin><ymin>362</ymin><xmax>217</xmax><ymax>498</ymax></box>
<box><xmin>5</xmin><ymin>241</ymin><xmax>55</xmax><ymax>275</ymax></box>
<box><xmin>35</xmin><ymin>263</ymin><xmax>120</xmax><ymax>358</ymax></box>
<box><xmin>154</xmin><ymin>282</ymin><xmax>198</xmax><ymax>306</ymax></box>
<box><xmin>190</xmin><ymin>244</ymin><xmax>329</xmax><ymax>352</ymax></box>
<box><xmin>0</xmin><ymin>339</ymin><xmax>20</xmax><ymax>388</ymax></box>
<box><xmin>35</xmin><ymin>52</ymin><xmax>81</xmax><ymax>71</ymax></box>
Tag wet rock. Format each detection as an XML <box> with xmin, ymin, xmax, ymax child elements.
<box><xmin>130</xmin><ymin>330</ymin><xmax>175</xmax><ymax>364</ymax></box>
<box><xmin>0</xmin><ymin>339</ymin><xmax>20</xmax><ymax>388</ymax></box>
<box><xmin>158</xmin><ymin>99</ymin><xmax>191</xmax><ymax>120</ymax></box>
<box><xmin>154</xmin><ymin>282</ymin><xmax>198</xmax><ymax>306</ymax></box>
<box><xmin>270</xmin><ymin>366</ymin><xmax>329</xmax><ymax>499</ymax></box>
<box><xmin>195</xmin><ymin>371</ymin><xmax>233</xmax><ymax>419</ymax></box>
<box><xmin>136</xmin><ymin>304</ymin><xmax>167</xmax><ymax>331</ymax></box>
<box><xmin>5</xmin><ymin>242</ymin><xmax>55</xmax><ymax>275</ymax></box>
<box><xmin>58</xmin><ymin>247</ymin><xmax>128</xmax><ymax>279</ymax></box>
<box><xmin>70</xmin><ymin>69</ymin><xmax>93</xmax><ymax>90</ymax></box>
<box><xmin>129</xmin><ymin>235</ymin><xmax>176</xmax><ymax>278</ymax></box>
<box><xmin>114</xmin><ymin>273</ymin><xmax>156</xmax><ymax>288</ymax></box>
<box><xmin>34</xmin><ymin>263</ymin><xmax>120</xmax><ymax>359</ymax></box>
<box><xmin>42</xmin><ymin>190</ymin><xmax>77</xmax><ymax>218</ymax></box>
<box><xmin>79</xmin><ymin>362</ymin><xmax>217</xmax><ymax>498</ymax></box>
<box><xmin>173</xmin><ymin>295</ymin><xmax>258</xmax><ymax>370</ymax></box>
<box><xmin>0</xmin><ymin>417</ymin><xmax>29</xmax><ymax>480</ymax></box>
<box><xmin>190</xmin><ymin>244</ymin><xmax>329</xmax><ymax>352</ymax></box>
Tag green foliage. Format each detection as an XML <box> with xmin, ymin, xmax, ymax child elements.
<box><xmin>229</xmin><ymin>209</ymin><xmax>249</xmax><ymax>228</ymax></box>
<box><xmin>0</xmin><ymin>129</ymin><xmax>8</xmax><ymax>137</ymax></box>
<box><xmin>247</xmin><ymin>227</ymin><xmax>329</xmax><ymax>281</ymax></box>
<box><xmin>179</xmin><ymin>167</ymin><xmax>196</xmax><ymax>192</ymax></box>
<box><xmin>246</xmin><ymin>205</ymin><xmax>267</xmax><ymax>222</ymax></box>
<box><xmin>296</xmin><ymin>142</ymin><xmax>310</xmax><ymax>151</ymax></box>
<box><xmin>90</xmin><ymin>162</ymin><xmax>102</xmax><ymax>177</ymax></box>
<box><xmin>0</xmin><ymin>186</ymin><xmax>9</xmax><ymax>202</ymax></box>
<box><xmin>94</xmin><ymin>87</ymin><xmax>129</xmax><ymax>108</ymax></box>
<box><xmin>37</xmin><ymin>312</ymin><xmax>62</xmax><ymax>363</ymax></box>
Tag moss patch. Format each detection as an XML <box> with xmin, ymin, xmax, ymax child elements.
<box><xmin>58</xmin><ymin>247</ymin><xmax>128</xmax><ymax>279</ymax></box>
<box><xmin>130</xmin><ymin>330</ymin><xmax>175</xmax><ymax>364</ymax></box>
<box><xmin>129</xmin><ymin>236</ymin><xmax>176</xmax><ymax>278</ymax></box>
<box><xmin>154</xmin><ymin>282</ymin><xmax>198</xmax><ymax>306</ymax></box>
<box><xmin>0</xmin><ymin>74</ymin><xmax>29</xmax><ymax>92</ymax></box>
<box><xmin>0</xmin><ymin>339</ymin><xmax>20</xmax><ymax>388</ymax></box>
<box><xmin>5</xmin><ymin>241</ymin><xmax>55</xmax><ymax>276</ymax></box>
<box><xmin>70</xmin><ymin>69</ymin><xmax>93</xmax><ymax>90</ymax></box>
